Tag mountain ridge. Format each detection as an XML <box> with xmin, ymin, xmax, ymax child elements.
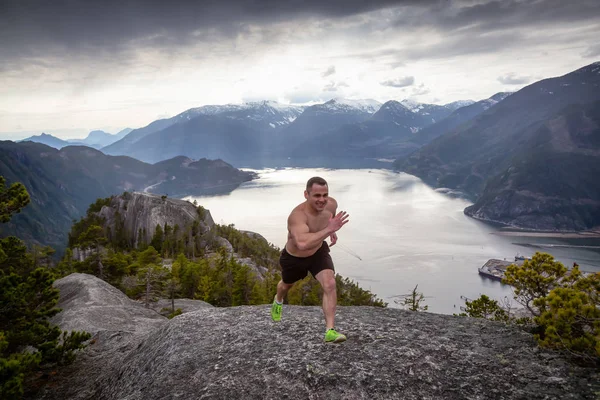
<box><xmin>0</xmin><ymin>141</ymin><xmax>254</xmax><ymax>249</ymax></box>
<box><xmin>396</xmin><ymin>61</ymin><xmax>600</xmax><ymax>230</ymax></box>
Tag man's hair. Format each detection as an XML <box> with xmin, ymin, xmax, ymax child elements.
<box><xmin>306</xmin><ymin>176</ymin><xmax>328</xmax><ymax>192</ymax></box>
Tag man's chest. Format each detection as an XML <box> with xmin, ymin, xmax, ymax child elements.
<box><xmin>306</xmin><ymin>212</ymin><xmax>331</xmax><ymax>232</ymax></box>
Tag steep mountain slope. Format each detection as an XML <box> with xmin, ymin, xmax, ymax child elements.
<box><xmin>411</xmin><ymin>92</ymin><xmax>512</xmax><ymax>146</ymax></box>
<box><xmin>397</xmin><ymin>62</ymin><xmax>600</xmax><ymax>230</ymax></box>
<box><xmin>463</xmin><ymin>100</ymin><xmax>600</xmax><ymax>230</ymax></box>
<box><xmin>444</xmin><ymin>99</ymin><xmax>476</xmax><ymax>111</ymax></box>
<box><xmin>400</xmin><ymin>62</ymin><xmax>600</xmax><ymax>194</ymax></box>
<box><xmin>0</xmin><ymin>141</ymin><xmax>254</xmax><ymax>249</ymax></box>
<box><xmin>120</xmin><ymin>115</ymin><xmax>265</xmax><ymax>165</ymax></box>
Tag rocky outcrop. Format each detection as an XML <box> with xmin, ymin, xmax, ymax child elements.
<box><xmin>148</xmin><ymin>298</ymin><xmax>213</xmax><ymax>317</ymax></box>
<box><xmin>240</xmin><ymin>230</ymin><xmax>268</xmax><ymax>243</ymax></box>
<box><xmin>49</xmin><ymin>273</ymin><xmax>166</xmax><ymax>335</ymax></box>
<box><xmin>212</xmin><ymin>236</ymin><xmax>234</xmax><ymax>253</ymax></box>
<box><xmin>97</xmin><ymin>192</ymin><xmax>214</xmax><ymax>247</ymax></box>
<box><xmin>33</xmin><ymin>273</ymin><xmax>599</xmax><ymax>400</ymax></box>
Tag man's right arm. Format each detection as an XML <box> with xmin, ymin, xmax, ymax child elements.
<box><xmin>288</xmin><ymin>210</ymin><xmax>349</xmax><ymax>251</ymax></box>
<box><xmin>288</xmin><ymin>212</ymin><xmax>334</xmax><ymax>252</ymax></box>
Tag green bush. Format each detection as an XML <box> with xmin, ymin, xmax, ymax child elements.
<box><xmin>463</xmin><ymin>252</ymin><xmax>599</xmax><ymax>364</ymax></box>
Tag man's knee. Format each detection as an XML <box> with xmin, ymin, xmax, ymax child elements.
<box><xmin>279</xmin><ymin>280</ymin><xmax>294</xmax><ymax>290</ymax></box>
<box><xmin>320</xmin><ymin>275</ymin><xmax>336</xmax><ymax>293</ymax></box>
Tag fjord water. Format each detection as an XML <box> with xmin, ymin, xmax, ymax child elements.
<box><xmin>187</xmin><ymin>168</ymin><xmax>600</xmax><ymax>315</ymax></box>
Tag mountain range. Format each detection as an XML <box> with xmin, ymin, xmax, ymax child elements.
<box><xmin>0</xmin><ymin>141</ymin><xmax>254</xmax><ymax>249</ymax></box>
<box><xmin>5</xmin><ymin>61</ymin><xmax>600</xmax><ymax>237</ymax></box>
<box><xmin>395</xmin><ymin>62</ymin><xmax>600</xmax><ymax>230</ymax></box>
<box><xmin>100</xmin><ymin>97</ymin><xmax>474</xmax><ymax>167</ymax></box>
<box><xmin>20</xmin><ymin>128</ymin><xmax>132</xmax><ymax>149</ymax></box>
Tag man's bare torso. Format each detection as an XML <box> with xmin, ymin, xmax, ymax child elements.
<box><xmin>285</xmin><ymin>202</ymin><xmax>333</xmax><ymax>257</ymax></box>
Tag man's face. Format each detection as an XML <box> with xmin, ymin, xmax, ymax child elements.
<box><xmin>305</xmin><ymin>184</ymin><xmax>329</xmax><ymax>212</ymax></box>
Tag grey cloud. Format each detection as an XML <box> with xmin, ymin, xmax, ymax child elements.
<box><xmin>2</xmin><ymin>0</ymin><xmax>598</xmax><ymax>69</ymax></box>
<box><xmin>380</xmin><ymin>76</ymin><xmax>414</xmax><ymax>88</ymax></box>
<box><xmin>582</xmin><ymin>44</ymin><xmax>600</xmax><ymax>58</ymax></box>
<box><xmin>0</xmin><ymin>0</ymin><xmax>423</xmax><ymax>63</ymax></box>
<box><xmin>391</xmin><ymin>0</ymin><xmax>600</xmax><ymax>35</ymax></box>
<box><xmin>324</xmin><ymin>83</ymin><xmax>338</xmax><ymax>92</ymax></box>
<box><xmin>345</xmin><ymin>30</ymin><xmax>524</xmax><ymax>63</ymax></box>
<box><xmin>497</xmin><ymin>73</ymin><xmax>531</xmax><ymax>85</ymax></box>
<box><xmin>323</xmin><ymin>81</ymin><xmax>349</xmax><ymax>92</ymax></box>
<box><xmin>389</xmin><ymin>61</ymin><xmax>406</xmax><ymax>69</ymax></box>
<box><xmin>322</xmin><ymin>66</ymin><xmax>336</xmax><ymax>77</ymax></box>
<box><xmin>398</xmin><ymin>30</ymin><xmax>524</xmax><ymax>61</ymax></box>
<box><xmin>412</xmin><ymin>84</ymin><xmax>429</xmax><ymax>96</ymax></box>
<box><xmin>284</xmin><ymin>91</ymin><xmax>319</xmax><ymax>104</ymax></box>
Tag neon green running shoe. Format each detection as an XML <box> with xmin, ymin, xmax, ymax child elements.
<box><xmin>271</xmin><ymin>296</ymin><xmax>282</xmax><ymax>322</ymax></box>
<box><xmin>324</xmin><ymin>328</ymin><xmax>347</xmax><ymax>343</ymax></box>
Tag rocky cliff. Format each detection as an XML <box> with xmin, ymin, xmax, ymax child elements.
<box><xmin>31</xmin><ymin>273</ymin><xmax>599</xmax><ymax>400</ymax></box>
<box><xmin>97</xmin><ymin>191</ymin><xmax>214</xmax><ymax>247</ymax></box>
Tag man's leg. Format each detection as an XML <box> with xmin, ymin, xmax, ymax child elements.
<box><xmin>315</xmin><ymin>269</ymin><xmax>346</xmax><ymax>343</ymax></box>
<box><xmin>315</xmin><ymin>269</ymin><xmax>337</xmax><ymax>329</ymax></box>
<box><xmin>276</xmin><ymin>280</ymin><xmax>294</xmax><ymax>303</ymax></box>
<box><xmin>271</xmin><ymin>280</ymin><xmax>294</xmax><ymax>322</ymax></box>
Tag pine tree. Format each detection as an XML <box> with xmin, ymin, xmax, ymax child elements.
<box><xmin>0</xmin><ymin>177</ymin><xmax>30</xmax><ymax>223</ymax></box>
<box><xmin>0</xmin><ymin>176</ymin><xmax>91</xmax><ymax>396</ymax></box>
<box><xmin>150</xmin><ymin>224</ymin><xmax>164</xmax><ymax>253</ymax></box>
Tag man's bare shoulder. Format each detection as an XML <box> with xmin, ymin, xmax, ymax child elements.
<box><xmin>288</xmin><ymin>203</ymin><xmax>308</xmax><ymax>223</ymax></box>
<box><xmin>326</xmin><ymin>196</ymin><xmax>338</xmax><ymax>213</ymax></box>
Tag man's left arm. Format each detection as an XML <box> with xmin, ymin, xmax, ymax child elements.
<box><xmin>327</xmin><ymin>197</ymin><xmax>338</xmax><ymax>246</ymax></box>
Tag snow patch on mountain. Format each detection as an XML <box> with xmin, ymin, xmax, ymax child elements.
<box><xmin>399</xmin><ymin>99</ymin><xmax>425</xmax><ymax>113</ymax></box>
<box><xmin>327</xmin><ymin>98</ymin><xmax>382</xmax><ymax>114</ymax></box>
<box><xmin>444</xmin><ymin>100</ymin><xmax>476</xmax><ymax>111</ymax></box>
<box><xmin>172</xmin><ymin>101</ymin><xmax>305</xmax><ymax>128</ymax></box>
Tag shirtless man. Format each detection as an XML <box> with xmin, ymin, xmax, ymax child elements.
<box><xmin>271</xmin><ymin>176</ymin><xmax>349</xmax><ymax>343</ymax></box>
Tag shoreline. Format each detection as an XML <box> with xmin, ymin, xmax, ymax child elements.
<box><xmin>491</xmin><ymin>230</ymin><xmax>600</xmax><ymax>239</ymax></box>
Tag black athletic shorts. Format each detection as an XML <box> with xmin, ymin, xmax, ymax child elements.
<box><xmin>280</xmin><ymin>241</ymin><xmax>334</xmax><ymax>284</ymax></box>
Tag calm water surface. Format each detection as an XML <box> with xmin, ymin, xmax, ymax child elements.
<box><xmin>186</xmin><ymin>168</ymin><xmax>600</xmax><ymax>315</ymax></box>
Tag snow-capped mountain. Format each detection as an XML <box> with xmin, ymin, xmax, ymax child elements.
<box><xmin>183</xmin><ymin>100</ymin><xmax>304</xmax><ymax>128</ymax></box>
<box><xmin>103</xmin><ymin>101</ymin><xmax>304</xmax><ymax>156</ymax></box>
<box><xmin>444</xmin><ymin>100</ymin><xmax>476</xmax><ymax>111</ymax></box>
<box><xmin>213</xmin><ymin>101</ymin><xmax>305</xmax><ymax>130</ymax></box>
<box><xmin>371</xmin><ymin>100</ymin><xmax>423</xmax><ymax>132</ymax></box>
<box><xmin>479</xmin><ymin>92</ymin><xmax>513</xmax><ymax>110</ymax></box>
<box><xmin>281</xmin><ymin>99</ymin><xmax>376</xmax><ymax>140</ymax></box>
<box><xmin>411</xmin><ymin>92</ymin><xmax>513</xmax><ymax>146</ymax></box>
<box><xmin>324</xmin><ymin>98</ymin><xmax>382</xmax><ymax>114</ymax></box>
<box><xmin>399</xmin><ymin>99</ymin><xmax>454</xmax><ymax>124</ymax></box>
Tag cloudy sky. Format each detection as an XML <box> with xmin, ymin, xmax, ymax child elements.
<box><xmin>1</xmin><ymin>0</ymin><xmax>599</xmax><ymax>139</ymax></box>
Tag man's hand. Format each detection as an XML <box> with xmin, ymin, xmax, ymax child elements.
<box><xmin>330</xmin><ymin>232</ymin><xmax>338</xmax><ymax>246</ymax></box>
<box><xmin>327</xmin><ymin>211</ymin><xmax>349</xmax><ymax>233</ymax></box>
